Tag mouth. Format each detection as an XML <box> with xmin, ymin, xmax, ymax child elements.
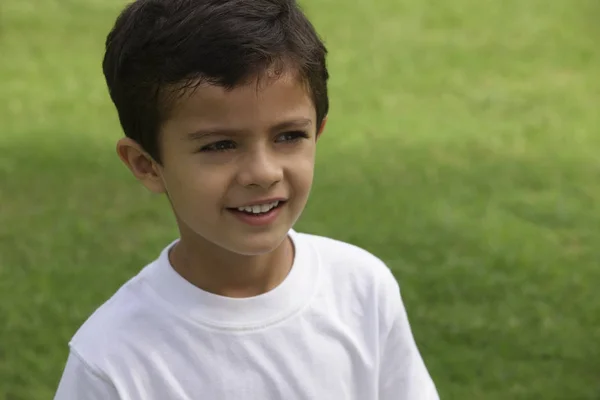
<box><xmin>226</xmin><ymin>200</ymin><xmax>287</xmax><ymax>226</ymax></box>
<box><xmin>228</xmin><ymin>200</ymin><xmax>286</xmax><ymax>215</ymax></box>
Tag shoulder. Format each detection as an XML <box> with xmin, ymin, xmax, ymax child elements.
<box><xmin>294</xmin><ymin>231</ymin><xmax>400</xmax><ymax>296</ymax></box>
<box><xmin>67</xmin><ymin>265</ymin><xmax>159</xmax><ymax>374</ymax></box>
<box><xmin>295</xmin><ymin>231</ymin><xmax>405</xmax><ymax>340</ymax></box>
<box><xmin>295</xmin><ymin>231</ymin><xmax>394</xmax><ymax>276</ymax></box>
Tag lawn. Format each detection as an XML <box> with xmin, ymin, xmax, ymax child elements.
<box><xmin>1</xmin><ymin>0</ymin><xmax>599</xmax><ymax>398</ymax></box>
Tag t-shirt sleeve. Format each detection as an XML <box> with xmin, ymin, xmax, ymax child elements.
<box><xmin>378</xmin><ymin>269</ymin><xmax>440</xmax><ymax>400</ymax></box>
<box><xmin>54</xmin><ymin>350</ymin><xmax>120</xmax><ymax>400</ymax></box>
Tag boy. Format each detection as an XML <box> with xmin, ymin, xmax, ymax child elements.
<box><xmin>54</xmin><ymin>0</ymin><xmax>439</xmax><ymax>398</ymax></box>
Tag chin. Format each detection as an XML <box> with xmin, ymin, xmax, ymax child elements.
<box><xmin>223</xmin><ymin>229</ymin><xmax>290</xmax><ymax>256</ymax></box>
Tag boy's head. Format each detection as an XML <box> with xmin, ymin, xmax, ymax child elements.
<box><xmin>104</xmin><ymin>0</ymin><xmax>329</xmax><ymax>255</ymax></box>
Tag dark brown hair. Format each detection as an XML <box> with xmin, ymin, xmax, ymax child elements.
<box><xmin>103</xmin><ymin>0</ymin><xmax>329</xmax><ymax>163</ymax></box>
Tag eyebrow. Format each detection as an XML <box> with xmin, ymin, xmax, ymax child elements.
<box><xmin>185</xmin><ymin>118</ymin><xmax>313</xmax><ymax>141</ymax></box>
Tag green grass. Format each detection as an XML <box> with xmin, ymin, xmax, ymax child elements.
<box><xmin>1</xmin><ymin>0</ymin><xmax>600</xmax><ymax>398</ymax></box>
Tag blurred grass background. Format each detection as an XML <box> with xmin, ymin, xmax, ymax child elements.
<box><xmin>1</xmin><ymin>0</ymin><xmax>600</xmax><ymax>398</ymax></box>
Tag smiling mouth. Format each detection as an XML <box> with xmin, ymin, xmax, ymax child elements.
<box><xmin>229</xmin><ymin>200</ymin><xmax>286</xmax><ymax>215</ymax></box>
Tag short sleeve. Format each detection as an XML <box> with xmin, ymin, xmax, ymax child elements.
<box><xmin>378</xmin><ymin>269</ymin><xmax>439</xmax><ymax>400</ymax></box>
<box><xmin>54</xmin><ymin>350</ymin><xmax>120</xmax><ymax>400</ymax></box>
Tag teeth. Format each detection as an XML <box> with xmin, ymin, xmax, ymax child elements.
<box><xmin>237</xmin><ymin>201</ymin><xmax>280</xmax><ymax>214</ymax></box>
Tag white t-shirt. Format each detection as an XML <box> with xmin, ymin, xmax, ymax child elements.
<box><xmin>54</xmin><ymin>230</ymin><xmax>439</xmax><ymax>399</ymax></box>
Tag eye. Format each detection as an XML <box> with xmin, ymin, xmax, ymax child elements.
<box><xmin>198</xmin><ymin>140</ymin><xmax>236</xmax><ymax>152</ymax></box>
<box><xmin>275</xmin><ymin>131</ymin><xmax>309</xmax><ymax>143</ymax></box>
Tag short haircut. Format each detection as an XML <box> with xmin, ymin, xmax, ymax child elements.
<box><xmin>103</xmin><ymin>0</ymin><xmax>329</xmax><ymax>163</ymax></box>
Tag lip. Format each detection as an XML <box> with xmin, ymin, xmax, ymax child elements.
<box><xmin>230</xmin><ymin>197</ymin><xmax>287</xmax><ymax>209</ymax></box>
<box><xmin>227</xmin><ymin>201</ymin><xmax>285</xmax><ymax>227</ymax></box>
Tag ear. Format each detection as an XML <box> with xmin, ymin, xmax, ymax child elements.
<box><xmin>316</xmin><ymin>115</ymin><xmax>328</xmax><ymax>140</ymax></box>
<box><xmin>116</xmin><ymin>137</ymin><xmax>166</xmax><ymax>194</ymax></box>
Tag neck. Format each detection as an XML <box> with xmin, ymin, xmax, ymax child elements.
<box><xmin>168</xmin><ymin>233</ymin><xmax>294</xmax><ymax>299</ymax></box>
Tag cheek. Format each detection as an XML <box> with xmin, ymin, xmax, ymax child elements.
<box><xmin>287</xmin><ymin>151</ymin><xmax>316</xmax><ymax>193</ymax></box>
<box><xmin>162</xmin><ymin>162</ymin><xmax>221</xmax><ymax>208</ymax></box>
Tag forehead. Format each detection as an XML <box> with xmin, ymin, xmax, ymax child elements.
<box><xmin>162</xmin><ymin>72</ymin><xmax>316</xmax><ymax>135</ymax></box>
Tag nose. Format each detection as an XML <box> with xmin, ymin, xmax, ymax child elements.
<box><xmin>236</xmin><ymin>147</ymin><xmax>283</xmax><ymax>189</ymax></box>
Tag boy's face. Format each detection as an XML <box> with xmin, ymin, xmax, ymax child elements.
<box><xmin>119</xmin><ymin>71</ymin><xmax>324</xmax><ymax>256</ymax></box>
